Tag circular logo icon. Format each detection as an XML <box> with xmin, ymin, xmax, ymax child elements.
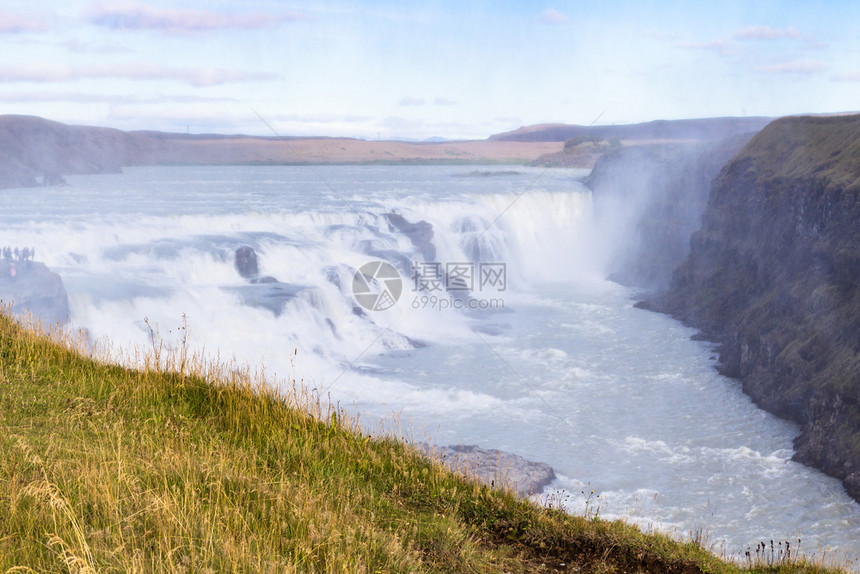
<box><xmin>352</xmin><ymin>261</ymin><xmax>402</xmax><ymax>311</ymax></box>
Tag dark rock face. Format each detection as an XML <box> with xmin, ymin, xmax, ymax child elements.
<box><xmin>0</xmin><ymin>261</ymin><xmax>70</xmax><ymax>326</ymax></box>
<box><xmin>649</xmin><ymin>115</ymin><xmax>860</xmax><ymax>501</ymax></box>
<box><xmin>234</xmin><ymin>246</ymin><xmax>259</xmax><ymax>279</ymax></box>
<box><xmin>384</xmin><ymin>213</ymin><xmax>436</xmax><ymax>262</ymax></box>
<box><xmin>226</xmin><ymin>282</ymin><xmax>304</xmax><ymax>317</ymax></box>
<box><xmin>419</xmin><ymin>443</ymin><xmax>556</xmax><ymax>495</ymax></box>
<box><xmin>585</xmin><ymin>134</ymin><xmax>757</xmax><ymax>292</ymax></box>
<box><xmin>229</xmin><ymin>246</ymin><xmax>306</xmax><ymax>316</ymax></box>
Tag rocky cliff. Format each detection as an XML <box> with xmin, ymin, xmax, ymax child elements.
<box><xmin>0</xmin><ymin>260</ymin><xmax>70</xmax><ymax>326</ymax></box>
<box><xmin>0</xmin><ymin>115</ymin><xmax>138</xmax><ymax>187</ymax></box>
<box><xmin>648</xmin><ymin>115</ymin><xmax>860</xmax><ymax>501</ymax></box>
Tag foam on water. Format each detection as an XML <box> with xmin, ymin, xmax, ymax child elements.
<box><xmin>1</xmin><ymin>164</ymin><xmax>859</xmax><ymax>562</ymax></box>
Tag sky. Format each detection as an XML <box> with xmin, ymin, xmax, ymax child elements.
<box><xmin>2</xmin><ymin>0</ymin><xmax>860</xmax><ymax>140</ymax></box>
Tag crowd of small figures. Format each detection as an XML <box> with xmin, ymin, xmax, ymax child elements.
<box><xmin>2</xmin><ymin>246</ymin><xmax>36</xmax><ymax>262</ymax></box>
<box><xmin>3</xmin><ymin>246</ymin><xmax>36</xmax><ymax>278</ymax></box>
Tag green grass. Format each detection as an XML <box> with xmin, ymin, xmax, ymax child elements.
<box><xmin>0</xmin><ymin>311</ymin><xmax>852</xmax><ymax>573</ymax></box>
<box><xmin>734</xmin><ymin>115</ymin><xmax>860</xmax><ymax>189</ymax></box>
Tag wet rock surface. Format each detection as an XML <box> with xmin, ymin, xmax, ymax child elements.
<box><xmin>235</xmin><ymin>246</ymin><xmax>260</xmax><ymax>279</ymax></box>
<box><xmin>0</xmin><ymin>261</ymin><xmax>70</xmax><ymax>326</ymax></box>
<box><xmin>229</xmin><ymin>246</ymin><xmax>306</xmax><ymax>316</ymax></box>
<box><xmin>226</xmin><ymin>282</ymin><xmax>305</xmax><ymax>317</ymax></box>
<box><xmin>384</xmin><ymin>213</ymin><xmax>436</xmax><ymax>262</ymax></box>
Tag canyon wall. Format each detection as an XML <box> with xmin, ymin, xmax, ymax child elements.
<box><xmin>648</xmin><ymin>115</ymin><xmax>860</xmax><ymax>500</ymax></box>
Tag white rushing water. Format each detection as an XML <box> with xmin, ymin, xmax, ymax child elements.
<box><xmin>2</xmin><ymin>164</ymin><xmax>858</xmax><ymax>561</ymax></box>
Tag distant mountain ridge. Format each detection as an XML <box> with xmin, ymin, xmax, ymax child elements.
<box><xmin>0</xmin><ymin>115</ymin><xmax>563</xmax><ymax>189</ymax></box>
<box><xmin>491</xmin><ymin>117</ymin><xmax>773</xmax><ymax>142</ymax></box>
<box><xmin>0</xmin><ymin>115</ymin><xmax>776</xmax><ymax>191</ymax></box>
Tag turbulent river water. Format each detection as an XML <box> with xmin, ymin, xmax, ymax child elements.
<box><xmin>2</xmin><ymin>164</ymin><xmax>858</xmax><ymax>561</ymax></box>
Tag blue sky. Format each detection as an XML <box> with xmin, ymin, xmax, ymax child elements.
<box><xmin>1</xmin><ymin>1</ymin><xmax>859</xmax><ymax>139</ymax></box>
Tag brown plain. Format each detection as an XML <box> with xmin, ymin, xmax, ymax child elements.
<box><xmin>150</xmin><ymin>137</ymin><xmax>564</xmax><ymax>165</ymax></box>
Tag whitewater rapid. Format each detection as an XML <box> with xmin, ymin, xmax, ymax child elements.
<box><xmin>1</xmin><ymin>164</ymin><xmax>858</xmax><ymax>562</ymax></box>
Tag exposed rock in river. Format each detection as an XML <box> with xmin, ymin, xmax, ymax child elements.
<box><xmin>234</xmin><ymin>246</ymin><xmax>260</xmax><ymax>279</ymax></box>
<box><xmin>228</xmin><ymin>246</ymin><xmax>305</xmax><ymax>316</ymax></box>
<box><xmin>646</xmin><ymin>115</ymin><xmax>860</xmax><ymax>501</ymax></box>
<box><xmin>384</xmin><ymin>213</ymin><xmax>436</xmax><ymax>262</ymax></box>
<box><xmin>227</xmin><ymin>281</ymin><xmax>305</xmax><ymax>317</ymax></box>
<box><xmin>419</xmin><ymin>443</ymin><xmax>556</xmax><ymax>495</ymax></box>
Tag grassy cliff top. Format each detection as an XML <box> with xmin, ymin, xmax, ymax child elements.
<box><xmin>731</xmin><ymin>114</ymin><xmax>860</xmax><ymax>189</ymax></box>
<box><xmin>0</xmin><ymin>313</ymin><xmax>849</xmax><ymax>573</ymax></box>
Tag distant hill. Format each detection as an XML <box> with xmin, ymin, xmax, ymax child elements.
<box><xmin>0</xmin><ymin>115</ymin><xmax>775</xmax><ymax>190</ymax></box>
<box><xmin>490</xmin><ymin>117</ymin><xmax>773</xmax><ymax>143</ymax></box>
<box><xmin>0</xmin><ymin>115</ymin><xmax>561</xmax><ymax>189</ymax></box>
<box><xmin>0</xmin><ymin>115</ymin><xmax>136</xmax><ymax>187</ymax></box>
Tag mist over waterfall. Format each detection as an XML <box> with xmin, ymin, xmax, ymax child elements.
<box><xmin>2</xmin><ymin>164</ymin><xmax>859</xmax><ymax>557</ymax></box>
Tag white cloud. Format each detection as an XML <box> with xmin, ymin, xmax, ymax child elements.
<box><xmin>0</xmin><ymin>63</ymin><xmax>277</xmax><ymax>86</ymax></box>
<box><xmin>381</xmin><ymin>115</ymin><xmax>425</xmax><ymax>132</ymax></box>
<box><xmin>104</xmin><ymin>105</ymin><xmax>253</xmax><ymax>132</ymax></box>
<box><xmin>676</xmin><ymin>40</ymin><xmax>737</xmax><ymax>57</ymax></box>
<box><xmin>62</xmin><ymin>38</ymin><xmax>132</xmax><ymax>54</ymax></box>
<box><xmin>433</xmin><ymin>97</ymin><xmax>457</xmax><ymax>106</ymax></box>
<box><xmin>735</xmin><ymin>25</ymin><xmax>801</xmax><ymax>40</ymax></box>
<box><xmin>0</xmin><ymin>91</ymin><xmax>239</xmax><ymax>104</ymax></box>
<box><xmin>539</xmin><ymin>8</ymin><xmax>568</xmax><ymax>24</ymax></box>
<box><xmin>803</xmin><ymin>38</ymin><xmax>828</xmax><ymax>51</ymax></box>
<box><xmin>398</xmin><ymin>96</ymin><xmax>425</xmax><ymax>106</ymax></box>
<box><xmin>832</xmin><ymin>72</ymin><xmax>860</xmax><ymax>82</ymax></box>
<box><xmin>0</xmin><ymin>11</ymin><xmax>48</xmax><ymax>33</ymax></box>
<box><xmin>734</xmin><ymin>25</ymin><xmax>825</xmax><ymax>51</ymax></box>
<box><xmin>757</xmin><ymin>59</ymin><xmax>826</xmax><ymax>74</ymax></box>
<box><xmin>88</xmin><ymin>1</ymin><xmax>306</xmax><ymax>35</ymax></box>
<box><xmin>272</xmin><ymin>112</ymin><xmax>372</xmax><ymax>124</ymax></box>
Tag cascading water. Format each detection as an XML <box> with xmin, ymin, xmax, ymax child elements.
<box><xmin>1</xmin><ymin>164</ymin><xmax>858</xmax><ymax>561</ymax></box>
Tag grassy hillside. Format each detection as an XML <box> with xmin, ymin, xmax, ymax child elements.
<box><xmin>0</xmin><ymin>312</ymin><xmax>848</xmax><ymax>573</ymax></box>
<box><xmin>728</xmin><ymin>115</ymin><xmax>860</xmax><ymax>187</ymax></box>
